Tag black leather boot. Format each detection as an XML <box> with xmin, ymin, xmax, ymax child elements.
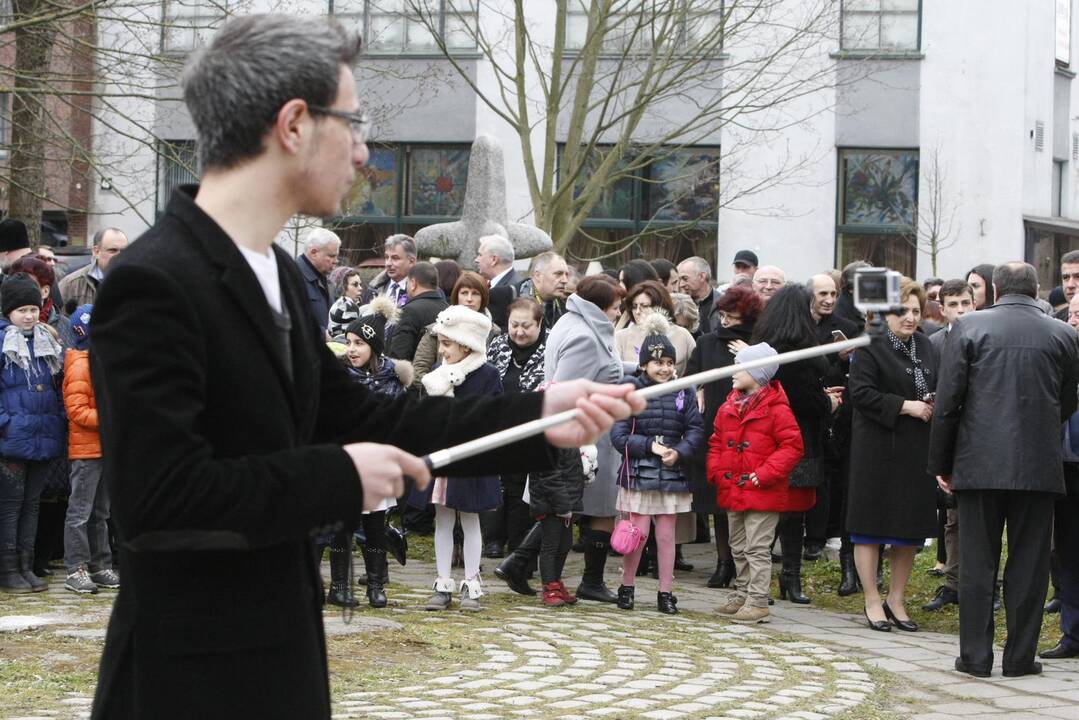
<box><xmin>617</xmin><ymin>584</ymin><xmax>635</xmax><ymax>610</ymax></box>
<box><xmin>657</xmin><ymin>591</ymin><xmax>678</xmax><ymax>614</ymax></box>
<box><xmin>780</xmin><ymin>515</ymin><xmax>810</xmax><ymax>604</ymax></box>
<box><xmin>674</xmin><ymin>545</ymin><xmax>693</xmax><ymax>571</ymax></box>
<box><xmin>327</xmin><ymin>547</ymin><xmax>358</xmax><ymax>608</ymax></box>
<box><xmin>707</xmin><ymin>555</ymin><xmax>735</xmax><ymax>588</ymax></box>
<box><xmin>364</xmin><ymin>548</ymin><xmax>388</xmax><ymax>608</ymax></box>
<box><xmin>837</xmin><ymin>548</ymin><xmax>860</xmax><ymax>597</ymax></box>
<box><xmin>576</xmin><ymin>529</ymin><xmax>617</xmax><ymax>603</ymax></box>
<box><xmin>922</xmin><ymin>585</ymin><xmax>958</xmax><ymax>611</ymax></box>
<box><xmin>495</xmin><ymin>521</ymin><xmax>541</xmax><ymax>596</ymax></box>
<box><xmin>18</xmin><ymin>549</ymin><xmax>47</xmax><ymax>592</ymax></box>
<box><xmin>0</xmin><ymin>550</ymin><xmax>32</xmax><ymax>593</ymax></box>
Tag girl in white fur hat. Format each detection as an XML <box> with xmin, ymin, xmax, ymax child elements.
<box><xmin>409</xmin><ymin>304</ymin><xmax>504</xmax><ymax>611</ymax></box>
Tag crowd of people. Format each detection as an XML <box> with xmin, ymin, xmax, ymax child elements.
<box><xmin>0</xmin><ymin>220</ymin><xmax>128</xmax><ymax>598</ymax></box>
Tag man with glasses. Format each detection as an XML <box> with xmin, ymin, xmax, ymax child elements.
<box><xmin>86</xmin><ymin>15</ymin><xmax>643</xmax><ymax>719</ymax></box>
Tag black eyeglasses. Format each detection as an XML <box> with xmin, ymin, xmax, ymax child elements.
<box><xmin>308</xmin><ymin>105</ymin><xmax>371</xmax><ymax>144</ymax></box>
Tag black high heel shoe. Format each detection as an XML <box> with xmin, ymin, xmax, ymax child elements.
<box><xmin>883</xmin><ymin>602</ymin><xmax>918</xmax><ymax>631</ymax></box>
<box><xmin>778</xmin><ymin>572</ymin><xmax>810</xmax><ymax>604</ymax></box>
<box><xmin>864</xmin><ymin>607</ymin><xmax>891</xmax><ymax>632</ymax></box>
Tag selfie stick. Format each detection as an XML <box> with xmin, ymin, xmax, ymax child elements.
<box><xmin>423</xmin><ymin>334</ymin><xmax>871</xmax><ymax>471</ymax></box>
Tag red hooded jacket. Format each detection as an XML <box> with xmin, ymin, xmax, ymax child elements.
<box><xmin>707</xmin><ymin>381</ymin><xmax>810</xmax><ymax>513</ymax></box>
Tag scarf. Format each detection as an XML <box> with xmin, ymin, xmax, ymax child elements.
<box><xmin>509</xmin><ymin>334</ymin><xmax>543</xmax><ymax>369</ymax></box>
<box><xmin>421</xmin><ymin>350</ymin><xmax>487</xmax><ymax>397</ymax></box>
<box><xmin>886</xmin><ymin>328</ymin><xmax>930</xmax><ymax>399</ymax></box>
<box><xmin>3</xmin><ymin>324</ymin><xmax>64</xmax><ymax>382</ymax></box>
<box><xmin>732</xmin><ymin>385</ymin><xmax>769</xmax><ymax>418</ymax></box>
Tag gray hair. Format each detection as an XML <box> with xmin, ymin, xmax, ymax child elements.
<box><xmin>1062</xmin><ymin>250</ymin><xmax>1079</xmax><ymax>266</ymax></box>
<box><xmin>305</xmin><ymin>228</ymin><xmax>341</xmax><ymax>252</ymax></box>
<box><xmin>91</xmin><ymin>227</ymin><xmax>126</xmax><ymax>248</ymax></box>
<box><xmin>529</xmin><ymin>250</ymin><xmax>563</xmax><ymax>275</ymax></box>
<box><xmin>679</xmin><ymin>256</ymin><xmax>711</xmax><ymax>281</ymax></box>
<box><xmin>384</xmin><ymin>234</ymin><xmax>417</xmax><ymax>259</ymax></box>
<box><xmin>670</xmin><ymin>292</ymin><xmax>700</xmax><ymax>334</ymax></box>
<box><xmin>992</xmin><ymin>261</ymin><xmax>1038</xmax><ymax>299</ymax></box>
<box><xmin>478</xmin><ymin>234</ymin><xmax>514</xmax><ymax>264</ymax></box>
<box><xmin>182</xmin><ymin>14</ymin><xmax>362</xmax><ymax>170</ymax></box>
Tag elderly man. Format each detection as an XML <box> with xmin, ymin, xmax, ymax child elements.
<box><xmin>930</xmin><ymin>262</ymin><xmax>1079</xmax><ymax>678</ymax></box>
<box><xmin>519</xmin><ymin>250</ymin><xmax>569</xmax><ymax>329</ymax></box>
<box><xmin>475</xmin><ymin>234</ymin><xmax>521</xmax><ymax>329</ymax></box>
<box><xmin>677</xmin><ymin>256</ymin><xmax>721</xmax><ymax>336</ymax></box>
<box><xmin>1043</xmin><ymin>293</ymin><xmax>1079</xmax><ymax>659</ymax></box>
<box><xmin>297</xmin><ymin>228</ymin><xmax>340</xmax><ymax>333</ymax></box>
<box><xmin>753</xmin><ymin>265</ymin><xmax>786</xmax><ymax>303</ymax></box>
<box><xmin>86</xmin><ymin>15</ymin><xmax>642</xmax><ymax>718</ymax></box>
<box><xmin>59</xmin><ymin>227</ymin><xmax>128</xmax><ymax>307</ymax></box>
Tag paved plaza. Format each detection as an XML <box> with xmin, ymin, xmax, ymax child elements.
<box><xmin>1</xmin><ymin>543</ymin><xmax>1077</xmax><ymax>720</ymax></box>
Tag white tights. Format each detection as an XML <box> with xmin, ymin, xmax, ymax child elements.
<box><xmin>434</xmin><ymin>504</ymin><xmax>482</xmax><ymax>581</ymax></box>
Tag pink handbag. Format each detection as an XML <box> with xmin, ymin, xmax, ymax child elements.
<box><xmin>611</xmin><ymin>419</ymin><xmax>645</xmax><ymax>555</ymax></box>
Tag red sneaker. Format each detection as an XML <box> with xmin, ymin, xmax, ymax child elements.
<box><xmin>542</xmin><ymin>581</ymin><xmax>566</xmax><ymax>607</ymax></box>
<box><xmin>556</xmin><ymin>580</ymin><xmax>578</xmax><ymax>605</ymax></box>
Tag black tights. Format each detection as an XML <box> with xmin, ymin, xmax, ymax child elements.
<box><xmin>330</xmin><ymin>511</ymin><xmax>387</xmax><ymax>553</ymax></box>
<box><xmin>539</xmin><ymin>515</ymin><xmax>572</xmax><ymax>584</ymax></box>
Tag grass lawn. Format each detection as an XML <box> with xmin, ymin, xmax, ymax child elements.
<box><xmin>792</xmin><ymin>543</ymin><xmax>1063</xmax><ymax>650</ymax></box>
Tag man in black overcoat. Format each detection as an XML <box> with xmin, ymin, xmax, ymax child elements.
<box><xmin>929</xmin><ymin>262</ymin><xmax>1079</xmax><ymax>678</ymax></box>
<box><xmin>87</xmin><ymin>15</ymin><xmax>642</xmax><ymax>720</ymax></box>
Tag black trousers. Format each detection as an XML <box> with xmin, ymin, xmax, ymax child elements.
<box><xmin>479</xmin><ymin>473</ymin><xmax>531</xmax><ymax>551</ymax></box>
<box><xmin>1057</xmin><ymin>465</ymin><xmax>1079</xmax><ymax>647</ymax></box>
<box><xmin>956</xmin><ymin>488</ymin><xmax>1056</xmax><ymax>672</ymax></box>
<box><xmin>539</xmin><ymin>515</ymin><xmax>572</xmax><ymax>584</ymax></box>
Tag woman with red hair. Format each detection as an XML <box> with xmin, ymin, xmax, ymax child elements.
<box><xmin>686</xmin><ymin>285</ymin><xmax>765</xmax><ymax>588</ymax></box>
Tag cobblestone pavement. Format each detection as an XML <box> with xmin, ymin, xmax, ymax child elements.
<box><xmin>1</xmin><ymin>542</ymin><xmax>1077</xmax><ymax>720</ymax></box>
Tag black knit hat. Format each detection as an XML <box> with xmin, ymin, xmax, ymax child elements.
<box><xmin>0</xmin><ymin>219</ymin><xmax>29</xmax><ymax>253</ymax></box>
<box><xmin>637</xmin><ymin>311</ymin><xmax>677</xmax><ymax>366</ymax></box>
<box><xmin>345</xmin><ymin>295</ymin><xmax>398</xmax><ymax>357</ymax></box>
<box><xmin>2</xmin><ymin>272</ymin><xmax>43</xmax><ymax>317</ymax></box>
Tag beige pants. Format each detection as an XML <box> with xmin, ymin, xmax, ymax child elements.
<box><xmin>727</xmin><ymin>509</ymin><xmax>780</xmax><ymax>607</ymax></box>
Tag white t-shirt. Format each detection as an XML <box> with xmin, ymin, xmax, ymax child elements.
<box><xmin>237</xmin><ymin>244</ymin><xmax>282</xmax><ymax>314</ymax></box>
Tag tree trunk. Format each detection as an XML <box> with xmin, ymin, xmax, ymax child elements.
<box><xmin>7</xmin><ymin>0</ymin><xmax>57</xmax><ymax>248</ymax></box>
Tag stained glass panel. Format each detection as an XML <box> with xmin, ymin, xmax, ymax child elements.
<box><xmin>841</xmin><ymin>150</ymin><xmax>918</xmax><ymax>226</ymax></box>
<box><xmin>408</xmin><ymin>147</ymin><xmax>470</xmax><ymax>216</ymax></box>
<box><xmin>342</xmin><ymin>146</ymin><xmax>398</xmax><ymax>217</ymax></box>
<box><xmin>647</xmin><ymin>149</ymin><xmax>720</xmax><ymax>222</ymax></box>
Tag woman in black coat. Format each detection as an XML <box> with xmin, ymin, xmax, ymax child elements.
<box><xmin>685</xmin><ymin>285</ymin><xmax>764</xmax><ymax>588</ymax></box>
<box><xmin>752</xmin><ymin>285</ymin><xmax>836</xmax><ymax>605</ymax></box>
<box><xmin>847</xmin><ymin>280</ymin><xmax>938</xmax><ymax>632</ymax></box>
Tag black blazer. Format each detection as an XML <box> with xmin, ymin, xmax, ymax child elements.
<box><xmin>88</xmin><ymin>187</ymin><xmax>553</xmax><ymax>720</ymax></box>
<box><xmin>386</xmin><ymin>289</ymin><xmax>447</xmax><ymax>361</ymax></box>
<box><xmin>488</xmin><ymin>268</ymin><xmax>524</xmax><ymax>330</ymax></box>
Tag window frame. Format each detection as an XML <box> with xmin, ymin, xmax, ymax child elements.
<box><xmin>0</xmin><ymin>93</ymin><xmax>9</xmax><ymax>159</ymax></box>
<box><xmin>834</xmin><ymin>146</ymin><xmax>921</xmax><ymax>276</ymax></box>
<box><xmin>838</xmin><ymin>0</ymin><xmax>922</xmax><ymax>55</ymax></box>
<box><xmin>160</xmin><ymin>0</ymin><xmax>229</xmax><ymax>55</ymax></box>
<box><xmin>563</xmin><ymin>0</ymin><xmax>726</xmax><ymax>56</ymax></box>
<box><xmin>331</xmin><ymin>141</ymin><xmax>473</xmax><ymax>230</ymax></box>
<box><xmin>155</xmin><ymin>139</ymin><xmax>199</xmax><ymax>216</ymax></box>
<box><xmin>328</xmin><ymin>0</ymin><xmax>479</xmax><ymax>56</ymax></box>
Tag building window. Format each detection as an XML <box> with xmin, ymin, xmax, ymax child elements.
<box><xmin>565</xmin><ymin>0</ymin><xmax>724</xmax><ymax>53</ymax></box>
<box><xmin>1058</xmin><ymin>0</ymin><xmax>1072</xmax><ymax>67</ymax></box>
<box><xmin>331</xmin><ymin>0</ymin><xmax>477</xmax><ymax>54</ymax></box>
<box><xmin>836</xmin><ymin>148</ymin><xmax>919</xmax><ymax>277</ymax></box>
<box><xmin>333</xmin><ymin>142</ymin><xmax>471</xmax><ymax>257</ymax></box>
<box><xmin>162</xmin><ymin>0</ymin><xmax>228</xmax><ymax>54</ymax></box>
<box><xmin>156</xmin><ymin>140</ymin><xmax>199</xmax><ymax>214</ymax></box>
<box><xmin>559</xmin><ymin>144</ymin><xmax>719</xmax><ymax>265</ymax></box>
<box><xmin>840</xmin><ymin>0</ymin><xmax>920</xmax><ymax>53</ymax></box>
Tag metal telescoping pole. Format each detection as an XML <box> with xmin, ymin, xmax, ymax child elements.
<box><xmin>424</xmin><ymin>335</ymin><xmax>871</xmax><ymax>471</ymax></box>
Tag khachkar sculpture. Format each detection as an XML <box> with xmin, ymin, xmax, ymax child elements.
<box><xmin>415</xmin><ymin>134</ymin><xmax>552</xmax><ymax>266</ymax></box>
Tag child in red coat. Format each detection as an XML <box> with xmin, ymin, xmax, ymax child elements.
<box><xmin>707</xmin><ymin>342</ymin><xmax>803</xmax><ymax>623</ymax></box>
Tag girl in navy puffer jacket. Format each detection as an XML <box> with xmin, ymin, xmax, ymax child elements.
<box><xmin>0</xmin><ymin>273</ymin><xmax>66</xmax><ymax>594</ymax></box>
<box><xmin>609</xmin><ymin>314</ymin><xmax>704</xmax><ymax>614</ymax></box>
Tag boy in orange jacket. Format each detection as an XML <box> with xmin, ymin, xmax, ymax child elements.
<box><xmin>62</xmin><ymin>305</ymin><xmax>118</xmax><ymax>594</ymax></box>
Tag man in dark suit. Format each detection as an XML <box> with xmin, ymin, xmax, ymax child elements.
<box><xmin>296</xmin><ymin>227</ymin><xmax>340</xmax><ymax>334</ymax></box>
<box><xmin>1054</xmin><ymin>250</ymin><xmax>1079</xmax><ymax>322</ymax></box>
<box><xmin>87</xmin><ymin>15</ymin><xmax>643</xmax><ymax>719</ymax></box>
<box><xmin>930</xmin><ymin>262</ymin><xmax>1079</xmax><ymax>679</ymax></box>
<box><xmin>386</xmin><ymin>261</ymin><xmax>447</xmax><ymax>361</ymax></box>
<box><xmin>677</xmin><ymin>255</ymin><xmax>721</xmax><ymax>336</ymax></box>
<box><xmin>475</xmin><ymin>234</ymin><xmax>522</xmax><ymax>330</ymax></box>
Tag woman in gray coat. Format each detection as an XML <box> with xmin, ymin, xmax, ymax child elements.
<box><xmin>544</xmin><ymin>274</ymin><xmax>634</xmax><ymax>603</ymax></box>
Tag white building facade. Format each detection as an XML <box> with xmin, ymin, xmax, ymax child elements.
<box><xmin>91</xmin><ymin>1</ymin><xmax>1079</xmax><ymax>289</ymax></box>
